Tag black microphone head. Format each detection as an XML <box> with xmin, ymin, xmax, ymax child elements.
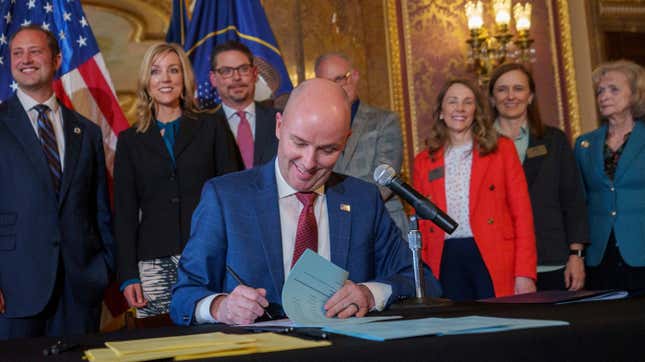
<box><xmin>373</xmin><ymin>164</ymin><xmax>396</xmax><ymax>186</ymax></box>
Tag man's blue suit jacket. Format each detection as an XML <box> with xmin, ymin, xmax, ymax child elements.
<box><xmin>170</xmin><ymin>161</ymin><xmax>441</xmax><ymax>325</ymax></box>
<box><xmin>0</xmin><ymin>96</ymin><xmax>114</xmax><ymax>319</ymax></box>
<box><xmin>574</xmin><ymin>120</ymin><xmax>645</xmax><ymax>267</ymax></box>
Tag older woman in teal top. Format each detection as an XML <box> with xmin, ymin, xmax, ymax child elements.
<box><xmin>574</xmin><ymin>60</ymin><xmax>645</xmax><ymax>291</ymax></box>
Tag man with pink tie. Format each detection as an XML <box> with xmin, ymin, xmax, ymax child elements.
<box><xmin>209</xmin><ymin>41</ymin><xmax>278</xmax><ymax>169</ymax></box>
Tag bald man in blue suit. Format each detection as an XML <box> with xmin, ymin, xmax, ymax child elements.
<box><xmin>171</xmin><ymin>79</ymin><xmax>441</xmax><ymax>326</ymax></box>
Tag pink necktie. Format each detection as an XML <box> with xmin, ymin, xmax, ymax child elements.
<box><xmin>236</xmin><ymin>111</ymin><xmax>254</xmax><ymax>169</ymax></box>
<box><xmin>291</xmin><ymin>192</ymin><xmax>318</xmax><ymax>268</ymax></box>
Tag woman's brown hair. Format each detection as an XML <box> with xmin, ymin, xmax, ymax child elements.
<box><xmin>427</xmin><ymin>79</ymin><xmax>498</xmax><ymax>156</ymax></box>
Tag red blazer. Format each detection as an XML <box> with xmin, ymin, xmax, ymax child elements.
<box><xmin>413</xmin><ymin>137</ymin><xmax>537</xmax><ymax>297</ymax></box>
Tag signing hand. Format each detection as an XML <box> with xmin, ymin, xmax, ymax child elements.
<box><xmin>211</xmin><ymin>285</ymin><xmax>269</xmax><ymax>325</ymax></box>
<box><xmin>564</xmin><ymin>255</ymin><xmax>585</xmax><ymax>291</ymax></box>
<box><xmin>123</xmin><ymin>283</ymin><xmax>147</xmax><ymax>308</ymax></box>
<box><xmin>514</xmin><ymin>276</ymin><xmax>536</xmax><ymax>295</ymax></box>
<box><xmin>324</xmin><ymin>280</ymin><xmax>374</xmax><ymax>319</ymax></box>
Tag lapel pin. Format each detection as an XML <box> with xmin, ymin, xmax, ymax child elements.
<box><xmin>580</xmin><ymin>140</ymin><xmax>589</xmax><ymax>148</ymax></box>
<box><xmin>73</xmin><ymin>127</ymin><xmax>81</xmax><ymax>134</ymax></box>
<box><xmin>340</xmin><ymin>204</ymin><xmax>351</xmax><ymax>212</ymax></box>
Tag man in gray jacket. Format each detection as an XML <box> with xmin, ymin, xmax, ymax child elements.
<box><xmin>315</xmin><ymin>52</ymin><xmax>408</xmax><ymax>235</ymax></box>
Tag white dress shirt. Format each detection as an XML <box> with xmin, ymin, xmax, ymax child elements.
<box><xmin>222</xmin><ymin>102</ymin><xmax>256</xmax><ymax>140</ymax></box>
<box><xmin>194</xmin><ymin>160</ymin><xmax>391</xmax><ymax>323</ymax></box>
<box><xmin>16</xmin><ymin>89</ymin><xmax>66</xmax><ymax>169</ymax></box>
<box><xmin>444</xmin><ymin>142</ymin><xmax>474</xmax><ymax>239</ymax></box>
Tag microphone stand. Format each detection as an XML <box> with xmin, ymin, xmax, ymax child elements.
<box><xmin>391</xmin><ymin>214</ymin><xmax>452</xmax><ymax>309</ymax></box>
<box><xmin>408</xmin><ymin>215</ymin><xmax>424</xmax><ymax>299</ymax></box>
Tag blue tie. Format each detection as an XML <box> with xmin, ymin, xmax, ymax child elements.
<box><xmin>33</xmin><ymin>104</ymin><xmax>62</xmax><ymax>195</ymax></box>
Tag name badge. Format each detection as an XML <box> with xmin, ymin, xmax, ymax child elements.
<box><xmin>526</xmin><ymin>144</ymin><xmax>547</xmax><ymax>158</ymax></box>
<box><xmin>428</xmin><ymin>167</ymin><xmax>444</xmax><ymax>182</ymax></box>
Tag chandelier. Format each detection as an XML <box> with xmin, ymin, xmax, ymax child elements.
<box><xmin>464</xmin><ymin>0</ymin><xmax>534</xmax><ymax>83</ymax></box>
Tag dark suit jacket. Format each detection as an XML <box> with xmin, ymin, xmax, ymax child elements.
<box><xmin>0</xmin><ymin>96</ymin><xmax>114</xmax><ymax>318</ymax></box>
<box><xmin>523</xmin><ymin>126</ymin><xmax>589</xmax><ymax>266</ymax></box>
<box><xmin>170</xmin><ymin>161</ymin><xmax>442</xmax><ymax>325</ymax></box>
<box><xmin>214</xmin><ymin>102</ymin><xmax>278</xmax><ymax>167</ymax></box>
<box><xmin>114</xmin><ymin>113</ymin><xmax>243</xmax><ymax>284</ymax></box>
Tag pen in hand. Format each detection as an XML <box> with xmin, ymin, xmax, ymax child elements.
<box><xmin>225</xmin><ymin>265</ymin><xmax>274</xmax><ymax>320</ymax></box>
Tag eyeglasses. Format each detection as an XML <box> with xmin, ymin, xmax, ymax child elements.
<box><xmin>332</xmin><ymin>71</ymin><xmax>352</xmax><ymax>84</ymax></box>
<box><xmin>214</xmin><ymin>64</ymin><xmax>253</xmax><ymax>78</ymax></box>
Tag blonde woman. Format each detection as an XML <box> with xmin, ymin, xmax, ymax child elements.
<box><xmin>114</xmin><ymin>43</ymin><xmax>242</xmax><ymax>318</ymax></box>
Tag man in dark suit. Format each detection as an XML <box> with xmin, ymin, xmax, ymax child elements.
<box><xmin>0</xmin><ymin>26</ymin><xmax>114</xmax><ymax>339</ymax></box>
<box><xmin>209</xmin><ymin>41</ymin><xmax>278</xmax><ymax>169</ymax></box>
<box><xmin>170</xmin><ymin>78</ymin><xmax>441</xmax><ymax>326</ymax></box>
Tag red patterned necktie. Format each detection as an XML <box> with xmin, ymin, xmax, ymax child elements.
<box><xmin>34</xmin><ymin>104</ymin><xmax>62</xmax><ymax>195</ymax></box>
<box><xmin>291</xmin><ymin>192</ymin><xmax>318</xmax><ymax>268</ymax></box>
<box><xmin>236</xmin><ymin>111</ymin><xmax>254</xmax><ymax>169</ymax></box>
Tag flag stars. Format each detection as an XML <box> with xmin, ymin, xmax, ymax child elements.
<box><xmin>80</xmin><ymin>16</ymin><xmax>88</xmax><ymax>28</ymax></box>
<box><xmin>44</xmin><ymin>2</ymin><xmax>53</xmax><ymax>13</ymax></box>
<box><xmin>0</xmin><ymin>33</ymin><xmax>6</xmax><ymax>45</ymax></box>
<box><xmin>41</xmin><ymin>22</ymin><xmax>50</xmax><ymax>31</ymax></box>
<box><xmin>27</xmin><ymin>0</ymin><xmax>35</xmax><ymax>9</ymax></box>
<box><xmin>63</xmin><ymin>12</ymin><xmax>71</xmax><ymax>21</ymax></box>
<box><xmin>58</xmin><ymin>30</ymin><xmax>66</xmax><ymax>40</ymax></box>
<box><xmin>10</xmin><ymin>81</ymin><xmax>18</xmax><ymax>92</ymax></box>
<box><xmin>0</xmin><ymin>56</ymin><xmax>4</xmax><ymax>66</ymax></box>
<box><xmin>21</xmin><ymin>19</ymin><xmax>31</xmax><ymax>26</ymax></box>
<box><xmin>77</xmin><ymin>35</ymin><xmax>87</xmax><ymax>47</ymax></box>
<box><xmin>4</xmin><ymin>12</ymin><xmax>11</xmax><ymax>24</ymax></box>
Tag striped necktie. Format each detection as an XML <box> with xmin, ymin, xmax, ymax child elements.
<box><xmin>33</xmin><ymin>104</ymin><xmax>62</xmax><ymax>195</ymax></box>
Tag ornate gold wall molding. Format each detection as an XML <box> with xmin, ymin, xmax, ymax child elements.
<box><xmin>599</xmin><ymin>1</ymin><xmax>645</xmax><ymax>18</ymax></box>
<box><xmin>546</xmin><ymin>1</ymin><xmax>566</xmax><ymax>131</ymax></box>
<box><xmin>385</xmin><ymin>0</ymin><xmax>411</xmax><ymax>179</ymax></box>
<box><xmin>385</xmin><ymin>0</ymin><xmax>405</xmax><ymax>135</ymax></box>
<box><xmin>82</xmin><ymin>0</ymin><xmax>168</xmax><ymax>42</ymax></box>
<box><xmin>400</xmin><ymin>0</ymin><xmax>419</xmax><ymax>160</ymax></box>
<box><xmin>555</xmin><ymin>0</ymin><xmax>582</xmax><ymax>140</ymax></box>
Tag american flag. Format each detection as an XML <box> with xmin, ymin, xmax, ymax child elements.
<box><xmin>0</xmin><ymin>0</ymin><xmax>129</xmax><ymax>175</ymax></box>
<box><xmin>0</xmin><ymin>0</ymin><xmax>129</xmax><ymax>319</ymax></box>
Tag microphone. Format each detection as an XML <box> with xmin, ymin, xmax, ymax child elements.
<box><xmin>374</xmin><ymin>164</ymin><xmax>458</xmax><ymax>234</ymax></box>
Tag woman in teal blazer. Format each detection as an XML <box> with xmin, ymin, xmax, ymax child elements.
<box><xmin>574</xmin><ymin>60</ymin><xmax>645</xmax><ymax>291</ymax></box>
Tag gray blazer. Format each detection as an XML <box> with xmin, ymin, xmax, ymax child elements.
<box><xmin>333</xmin><ymin>102</ymin><xmax>409</xmax><ymax>235</ymax></box>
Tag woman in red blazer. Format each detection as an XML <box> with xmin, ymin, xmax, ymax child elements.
<box><xmin>413</xmin><ymin>79</ymin><xmax>537</xmax><ymax>299</ymax></box>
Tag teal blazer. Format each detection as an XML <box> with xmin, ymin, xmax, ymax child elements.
<box><xmin>574</xmin><ymin>120</ymin><xmax>645</xmax><ymax>267</ymax></box>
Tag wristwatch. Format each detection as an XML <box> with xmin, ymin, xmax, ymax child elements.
<box><xmin>569</xmin><ymin>249</ymin><xmax>585</xmax><ymax>258</ymax></box>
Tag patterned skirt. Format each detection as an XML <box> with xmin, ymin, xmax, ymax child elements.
<box><xmin>136</xmin><ymin>255</ymin><xmax>180</xmax><ymax>318</ymax></box>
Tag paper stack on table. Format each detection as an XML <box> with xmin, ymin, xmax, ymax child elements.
<box><xmin>321</xmin><ymin>316</ymin><xmax>569</xmax><ymax>341</ymax></box>
<box><xmin>84</xmin><ymin>332</ymin><xmax>330</xmax><ymax>361</ymax></box>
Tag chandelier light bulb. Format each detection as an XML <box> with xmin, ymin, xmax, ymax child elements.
<box><xmin>465</xmin><ymin>1</ymin><xmax>484</xmax><ymax>30</ymax></box>
<box><xmin>493</xmin><ymin>0</ymin><xmax>512</xmax><ymax>26</ymax></box>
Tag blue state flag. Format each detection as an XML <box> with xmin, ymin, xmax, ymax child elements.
<box><xmin>167</xmin><ymin>0</ymin><xmax>293</xmax><ymax>109</ymax></box>
<box><xmin>165</xmin><ymin>0</ymin><xmax>188</xmax><ymax>45</ymax></box>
